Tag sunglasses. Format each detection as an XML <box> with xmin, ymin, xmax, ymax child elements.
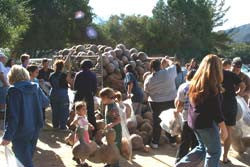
<box><xmin>232</xmin><ymin>65</ymin><xmax>242</xmax><ymax>69</ymax></box>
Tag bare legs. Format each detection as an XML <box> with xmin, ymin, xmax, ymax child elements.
<box><xmin>223</xmin><ymin>126</ymin><xmax>232</xmax><ymax>162</ymax></box>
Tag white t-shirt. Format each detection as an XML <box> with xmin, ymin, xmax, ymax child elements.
<box><xmin>176</xmin><ymin>82</ymin><xmax>190</xmax><ymax>121</ymax></box>
<box><xmin>144</xmin><ymin>64</ymin><xmax>177</xmax><ymax>102</ymax></box>
<box><xmin>0</xmin><ymin>62</ymin><xmax>8</xmax><ymax>87</ymax></box>
<box><xmin>76</xmin><ymin>115</ymin><xmax>89</xmax><ymax>130</ymax></box>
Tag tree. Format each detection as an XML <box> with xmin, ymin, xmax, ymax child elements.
<box><xmin>121</xmin><ymin>15</ymin><xmax>150</xmax><ymax>51</ymax></box>
<box><xmin>148</xmin><ymin>0</ymin><xmax>183</xmax><ymax>54</ymax></box>
<box><xmin>18</xmin><ymin>0</ymin><xmax>93</xmax><ymax>56</ymax></box>
<box><xmin>0</xmin><ymin>0</ymin><xmax>31</xmax><ymax>49</ymax></box>
<box><xmin>95</xmin><ymin>0</ymin><xmax>230</xmax><ymax>61</ymax></box>
<box><xmin>166</xmin><ymin>0</ymin><xmax>230</xmax><ymax>60</ymax></box>
<box><xmin>97</xmin><ymin>15</ymin><xmax>123</xmax><ymax>46</ymax></box>
<box><xmin>218</xmin><ymin>43</ymin><xmax>250</xmax><ymax>63</ymax></box>
<box><xmin>95</xmin><ymin>14</ymin><xmax>151</xmax><ymax>51</ymax></box>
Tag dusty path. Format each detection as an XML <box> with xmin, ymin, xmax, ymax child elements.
<box><xmin>32</xmin><ymin>121</ymin><xmax>250</xmax><ymax>167</ymax></box>
<box><xmin>1</xmin><ymin>111</ymin><xmax>250</xmax><ymax>167</ymax></box>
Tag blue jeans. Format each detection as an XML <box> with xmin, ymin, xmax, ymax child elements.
<box><xmin>12</xmin><ymin>130</ymin><xmax>40</xmax><ymax>167</ymax></box>
<box><xmin>0</xmin><ymin>86</ymin><xmax>8</xmax><ymax>105</ymax></box>
<box><xmin>176</xmin><ymin>123</ymin><xmax>221</xmax><ymax>167</ymax></box>
<box><xmin>50</xmin><ymin>95</ymin><xmax>69</xmax><ymax>129</ymax></box>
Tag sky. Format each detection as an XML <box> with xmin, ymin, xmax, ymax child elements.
<box><xmin>89</xmin><ymin>0</ymin><xmax>250</xmax><ymax>30</ymax></box>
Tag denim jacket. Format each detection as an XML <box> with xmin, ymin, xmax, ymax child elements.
<box><xmin>3</xmin><ymin>81</ymin><xmax>49</xmax><ymax>141</ymax></box>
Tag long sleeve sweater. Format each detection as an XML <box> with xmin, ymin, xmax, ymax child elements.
<box><xmin>3</xmin><ymin>81</ymin><xmax>49</xmax><ymax>141</ymax></box>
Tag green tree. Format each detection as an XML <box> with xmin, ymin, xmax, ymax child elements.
<box><xmin>147</xmin><ymin>0</ymin><xmax>183</xmax><ymax>54</ymax></box>
<box><xmin>18</xmin><ymin>0</ymin><xmax>93</xmax><ymax>56</ymax></box>
<box><xmin>218</xmin><ymin>43</ymin><xmax>250</xmax><ymax>63</ymax></box>
<box><xmin>97</xmin><ymin>15</ymin><xmax>123</xmax><ymax>46</ymax></box>
<box><xmin>166</xmin><ymin>0</ymin><xmax>230</xmax><ymax>60</ymax></box>
<box><xmin>95</xmin><ymin>0</ymin><xmax>230</xmax><ymax>61</ymax></box>
<box><xmin>95</xmin><ymin>14</ymin><xmax>151</xmax><ymax>51</ymax></box>
<box><xmin>0</xmin><ymin>0</ymin><xmax>31</xmax><ymax>49</ymax></box>
<box><xmin>121</xmin><ymin>15</ymin><xmax>150</xmax><ymax>51</ymax></box>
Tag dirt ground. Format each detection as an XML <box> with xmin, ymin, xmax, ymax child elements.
<box><xmin>35</xmin><ymin>109</ymin><xmax>250</xmax><ymax>167</ymax></box>
<box><xmin>32</xmin><ymin>127</ymin><xmax>250</xmax><ymax>167</ymax></box>
<box><xmin>1</xmin><ymin>110</ymin><xmax>250</xmax><ymax>167</ymax></box>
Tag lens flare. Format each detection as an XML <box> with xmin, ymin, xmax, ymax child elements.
<box><xmin>74</xmin><ymin>11</ymin><xmax>85</xmax><ymax>19</ymax></box>
<box><xmin>86</xmin><ymin>26</ymin><xmax>98</xmax><ymax>39</ymax></box>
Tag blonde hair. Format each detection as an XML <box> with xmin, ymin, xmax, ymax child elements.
<box><xmin>8</xmin><ymin>65</ymin><xmax>30</xmax><ymax>85</ymax></box>
<box><xmin>114</xmin><ymin>91</ymin><xmax>122</xmax><ymax>102</ymax></box>
<box><xmin>53</xmin><ymin>59</ymin><xmax>64</xmax><ymax>72</ymax></box>
<box><xmin>75</xmin><ymin>101</ymin><xmax>87</xmax><ymax>112</ymax></box>
<box><xmin>189</xmin><ymin>54</ymin><xmax>223</xmax><ymax>105</ymax></box>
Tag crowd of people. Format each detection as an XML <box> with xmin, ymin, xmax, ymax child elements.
<box><xmin>0</xmin><ymin>49</ymin><xmax>250</xmax><ymax>167</ymax></box>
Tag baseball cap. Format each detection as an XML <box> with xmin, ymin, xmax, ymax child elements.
<box><xmin>232</xmin><ymin>57</ymin><xmax>242</xmax><ymax>68</ymax></box>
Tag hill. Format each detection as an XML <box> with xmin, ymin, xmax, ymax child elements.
<box><xmin>226</xmin><ymin>24</ymin><xmax>250</xmax><ymax>43</ymax></box>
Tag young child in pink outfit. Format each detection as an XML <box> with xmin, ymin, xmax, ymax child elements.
<box><xmin>71</xmin><ymin>101</ymin><xmax>94</xmax><ymax>144</ymax></box>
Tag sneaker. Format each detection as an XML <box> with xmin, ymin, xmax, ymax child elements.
<box><xmin>150</xmin><ymin>142</ymin><xmax>159</xmax><ymax>149</ymax></box>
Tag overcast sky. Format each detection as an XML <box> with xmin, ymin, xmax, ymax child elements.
<box><xmin>89</xmin><ymin>0</ymin><xmax>250</xmax><ymax>30</ymax></box>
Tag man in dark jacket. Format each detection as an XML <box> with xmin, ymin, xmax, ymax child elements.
<box><xmin>74</xmin><ymin>59</ymin><xmax>97</xmax><ymax>132</ymax></box>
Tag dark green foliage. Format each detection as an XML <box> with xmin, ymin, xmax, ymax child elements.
<box><xmin>95</xmin><ymin>0</ymin><xmax>230</xmax><ymax>61</ymax></box>
<box><xmin>17</xmin><ymin>0</ymin><xmax>93</xmax><ymax>56</ymax></box>
<box><xmin>1</xmin><ymin>0</ymin><xmax>234</xmax><ymax>62</ymax></box>
<box><xmin>0</xmin><ymin>0</ymin><xmax>31</xmax><ymax>49</ymax></box>
<box><xmin>218</xmin><ymin>43</ymin><xmax>250</xmax><ymax>63</ymax></box>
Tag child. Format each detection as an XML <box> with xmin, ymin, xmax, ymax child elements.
<box><xmin>99</xmin><ymin>88</ymin><xmax>122</xmax><ymax>167</ymax></box>
<box><xmin>114</xmin><ymin>91</ymin><xmax>125</xmax><ymax>110</ymax></box>
<box><xmin>175</xmin><ymin>70</ymin><xmax>198</xmax><ymax>163</ymax></box>
<box><xmin>71</xmin><ymin>101</ymin><xmax>94</xmax><ymax>144</ymax></box>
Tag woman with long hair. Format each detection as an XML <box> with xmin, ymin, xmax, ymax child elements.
<box><xmin>176</xmin><ymin>54</ymin><xmax>228</xmax><ymax>167</ymax></box>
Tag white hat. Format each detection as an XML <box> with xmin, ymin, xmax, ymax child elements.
<box><xmin>0</xmin><ymin>51</ymin><xmax>7</xmax><ymax>58</ymax></box>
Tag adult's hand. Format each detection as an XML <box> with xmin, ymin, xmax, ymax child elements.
<box><xmin>1</xmin><ymin>139</ymin><xmax>10</xmax><ymax>146</ymax></box>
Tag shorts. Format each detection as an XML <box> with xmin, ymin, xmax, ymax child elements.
<box><xmin>222</xmin><ymin>97</ymin><xmax>237</xmax><ymax>126</ymax></box>
<box><xmin>0</xmin><ymin>86</ymin><xmax>8</xmax><ymax>105</ymax></box>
